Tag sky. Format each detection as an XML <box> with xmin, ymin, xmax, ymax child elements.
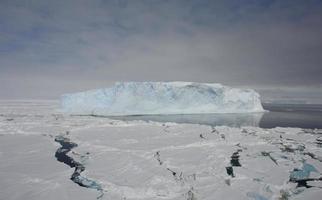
<box><xmin>0</xmin><ymin>0</ymin><xmax>322</xmax><ymax>102</ymax></box>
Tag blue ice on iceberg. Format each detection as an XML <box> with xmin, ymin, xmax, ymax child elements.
<box><xmin>61</xmin><ymin>82</ymin><xmax>264</xmax><ymax>116</ymax></box>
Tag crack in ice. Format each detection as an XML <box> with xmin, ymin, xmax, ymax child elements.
<box><xmin>54</xmin><ymin>134</ymin><xmax>104</xmax><ymax>199</ymax></box>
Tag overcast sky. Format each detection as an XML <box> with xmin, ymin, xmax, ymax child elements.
<box><xmin>1</xmin><ymin>0</ymin><xmax>322</xmax><ymax>101</ymax></box>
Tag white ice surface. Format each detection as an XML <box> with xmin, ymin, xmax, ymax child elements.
<box><xmin>0</xmin><ymin>100</ymin><xmax>321</xmax><ymax>200</ymax></box>
<box><xmin>61</xmin><ymin>82</ymin><xmax>264</xmax><ymax>116</ymax></box>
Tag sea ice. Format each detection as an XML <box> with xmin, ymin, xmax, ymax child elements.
<box><xmin>1</xmin><ymin>101</ymin><xmax>322</xmax><ymax>200</ymax></box>
<box><xmin>61</xmin><ymin>82</ymin><xmax>264</xmax><ymax>116</ymax></box>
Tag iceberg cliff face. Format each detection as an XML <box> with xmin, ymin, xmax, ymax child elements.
<box><xmin>61</xmin><ymin>82</ymin><xmax>264</xmax><ymax>116</ymax></box>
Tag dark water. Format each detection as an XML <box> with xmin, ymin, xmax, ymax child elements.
<box><xmin>54</xmin><ymin>135</ymin><xmax>104</xmax><ymax>199</ymax></box>
<box><xmin>260</xmin><ymin>103</ymin><xmax>322</xmax><ymax>129</ymax></box>
<box><xmin>110</xmin><ymin>104</ymin><xmax>322</xmax><ymax>129</ymax></box>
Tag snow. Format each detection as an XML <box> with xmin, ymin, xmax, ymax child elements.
<box><xmin>61</xmin><ymin>82</ymin><xmax>264</xmax><ymax>116</ymax></box>
<box><xmin>1</xmin><ymin>101</ymin><xmax>322</xmax><ymax>200</ymax></box>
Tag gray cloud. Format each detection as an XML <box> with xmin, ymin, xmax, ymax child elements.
<box><xmin>0</xmin><ymin>0</ymin><xmax>322</xmax><ymax>101</ymax></box>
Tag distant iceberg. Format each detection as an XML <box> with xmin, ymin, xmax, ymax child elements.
<box><xmin>61</xmin><ymin>82</ymin><xmax>264</xmax><ymax>116</ymax></box>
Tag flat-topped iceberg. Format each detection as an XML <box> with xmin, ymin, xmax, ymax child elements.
<box><xmin>61</xmin><ymin>82</ymin><xmax>264</xmax><ymax>116</ymax></box>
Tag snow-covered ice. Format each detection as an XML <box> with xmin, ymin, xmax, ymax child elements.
<box><xmin>61</xmin><ymin>82</ymin><xmax>264</xmax><ymax>116</ymax></box>
<box><xmin>0</xmin><ymin>100</ymin><xmax>322</xmax><ymax>200</ymax></box>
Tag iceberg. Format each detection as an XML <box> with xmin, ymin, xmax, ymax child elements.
<box><xmin>61</xmin><ymin>82</ymin><xmax>264</xmax><ymax>116</ymax></box>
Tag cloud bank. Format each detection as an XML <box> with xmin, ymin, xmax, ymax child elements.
<box><xmin>0</xmin><ymin>0</ymin><xmax>322</xmax><ymax>101</ymax></box>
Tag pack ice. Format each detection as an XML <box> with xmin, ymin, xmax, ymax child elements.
<box><xmin>61</xmin><ymin>82</ymin><xmax>264</xmax><ymax>116</ymax></box>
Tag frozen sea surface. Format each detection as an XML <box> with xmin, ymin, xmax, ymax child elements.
<box><xmin>0</xmin><ymin>100</ymin><xmax>322</xmax><ymax>200</ymax></box>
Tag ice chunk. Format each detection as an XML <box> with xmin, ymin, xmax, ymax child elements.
<box><xmin>290</xmin><ymin>162</ymin><xmax>319</xmax><ymax>181</ymax></box>
<box><xmin>61</xmin><ymin>82</ymin><xmax>264</xmax><ymax>116</ymax></box>
<box><xmin>247</xmin><ymin>192</ymin><xmax>268</xmax><ymax>200</ymax></box>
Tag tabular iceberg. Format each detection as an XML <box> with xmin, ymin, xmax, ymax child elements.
<box><xmin>61</xmin><ymin>82</ymin><xmax>264</xmax><ymax>116</ymax></box>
